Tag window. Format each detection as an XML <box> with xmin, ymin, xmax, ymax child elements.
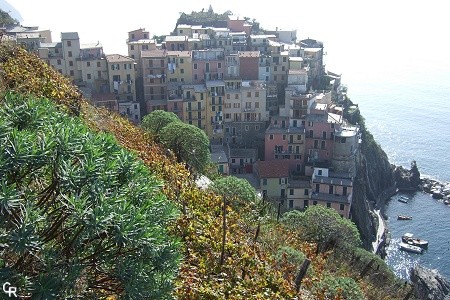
<box><xmin>318</xmin><ymin>169</ymin><xmax>322</xmax><ymax>176</ymax></box>
<box><xmin>321</xmin><ymin>140</ymin><xmax>326</xmax><ymax>150</ymax></box>
<box><xmin>282</xmin><ymin>135</ymin><xmax>286</xmax><ymax>140</ymax></box>
<box><xmin>269</xmin><ymin>134</ymin><xmax>274</xmax><ymax>140</ymax></box>
<box><xmin>57</xmin><ymin>59</ymin><xmax>61</xmax><ymax>65</ymax></box>
<box><xmin>329</xmin><ymin>185</ymin><xmax>334</xmax><ymax>194</ymax></box>
<box><xmin>97</xmin><ymin>61</ymin><xmax>101</xmax><ymax>67</ymax></box>
<box><xmin>193</xmin><ymin>63</ymin><xmax>198</xmax><ymax>69</ymax></box>
<box><xmin>340</xmin><ymin>204</ymin><xmax>345</xmax><ymax>210</ymax></box>
<box><xmin>255</xmin><ymin>91</ymin><xmax>259</xmax><ymax>97</ymax></box>
<box><xmin>255</xmin><ymin>125</ymin><xmax>260</xmax><ymax>131</ymax></box>
<box><xmin>283</xmin><ymin>57</ymin><xmax>287</xmax><ymax>62</ymax></box>
<box><xmin>290</xmin><ymin>189</ymin><xmax>294</xmax><ymax>195</ymax></box>
<box><xmin>289</xmin><ymin>200</ymin><xmax>294</xmax><ymax>209</ymax></box>
<box><xmin>266</xmin><ymin>67</ymin><xmax>269</xmax><ymax>72</ymax></box>
<box><xmin>181</xmin><ymin>69</ymin><xmax>184</xmax><ymax>74</ymax></box>
<box><xmin>87</xmin><ymin>74</ymin><xmax>91</xmax><ymax>79</ymax></box>
<box><xmin>322</xmin><ymin>131</ymin><xmax>327</xmax><ymax>139</ymax></box>
<box><xmin>343</xmin><ymin>186</ymin><xmax>348</xmax><ymax>196</ymax></box>
<box><xmin>235</xmin><ymin>94</ymin><xmax>239</xmax><ymax>99</ymax></box>
<box><xmin>314</xmin><ymin>140</ymin><xmax>319</xmax><ymax>149</ymax></box>
<box><xmin>69</xmin><ymin>70</ymin><xmax>74</xmax><ymax>76</ymax></box>
<box><xmin>194</xmin><ymin>74</ymin><xmax>198</xmax><ymax>80</ymax></box>
<box><xmin>313</xmin><ymin>201</ymin><xmax>318</xmax><ymax>205</ymax></box>
<box><xmin>304</xmin><ymin>200</ymin><xmax>309</xmax><ymax>208</ymax></box>
<box><xmin>67</xmin><ymin>41</ymin><xmax>71</xmax><ymax>47</ymax></box>
<box><xmin>87</xmin><ymin>61</ymin><xmax>91</xmax><ymax>67</ymax></box>
<box><xmin>245</xmin><ymin>125</ymin><xmax>249</xmax><ymax>131</ymax></box>
<box><xmin>98</xmin><ymin>71</ymin><xmax>101</xmax><ymax>78</ymax></box>
<box><xmin>274</xmin><ymin>66</ymin><xmax>277</xmax><ymax>72</ymax></box>
<box><xmin>180</xmin><ymin>58</ymin><xmax>184</xmax><ymax>63</ymax></box>
<box><xmin>218</xmin><ymin>62</ymin><xmax>222</xmax><ymax>68</ymax></box>
<box><xmin>304</xmin><ymin>189</ymin><xmax>309</xmax><ymax>196</ymax></box>
<box><xmin>247</xmin><ymin>92</ymin><xmax>251</xmax><ymax>97</ymax></box>
<box><xmin>68</xmin><ymin>51</ymin><xmax>72</xmax><ymax>57</ymax></box>
<box><xmin>262</xmin><ymin>178</ymin><xmax>267</xmax><ymax>185</ymax></box>
<box><xmin>327</xmin><ymin>202</ymin><xmax>331</xmax><ymax>208</ymax></box>
<box><xmin>227</xmin><ymin>94</ymin><xmax>230</xmax><ymax>99</ymax></box>
<box><xmin>69</xmin><ymin>61</ymin><xmax>73</xmax><ymax>67</ymax></box>
<box><xmin>233</xmin><ymin>103</ymin><xmax>240</xmax><ymax>108</ymax></box>
<box><xmin>130</xmin><ymin>45</ymin><xmax>134</xmax><ymax>50</ymax></box>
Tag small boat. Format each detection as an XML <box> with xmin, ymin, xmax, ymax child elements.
<box><xmin>397</xmin><ymin>215</ymin><xmax>412</xmax><ymax>220</ymax></box>
<box><xmin>402</xmin><ymin>233</ymin><xmax>428</xmax><ymax>248</ymax></box>
<box><xmin>398</xmin><ymin>197</ymin><xmax>408</xmax><ymax>203</ymax></box>
<box><xmin>399</xmin><ymin>242</ymin><xmax>424</xmax><ymax>254</ymax></box>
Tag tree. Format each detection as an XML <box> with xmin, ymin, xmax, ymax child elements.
<box><xmin>0</xmin><ymin>93</ymin><xmax>180</xmax><ymax>299</ymax></box>
<box><xmin>209</xmin><ymin>176</ymin><xmax>258</xmax><ymax>206</ymax></box>
<box><xmin>159</xmin><ymin>122</ymin><xmax>210</xmax><ymax>173</ymax></box>
<box><xmin>141</xmin><ymin>110</ymin><xmax>181</xmax><ymax>139</ymax></box>
<box><xmin>281</xmin><ymin>205</ymin><xmax>361</xmax><ymax>252</ymax></box>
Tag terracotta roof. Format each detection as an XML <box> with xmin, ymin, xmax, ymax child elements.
<box><xmin>141</xmin><ymin>49</ymin><xmax>167</xmax><ymax>58</ymax></box>
<box><xmin>255</xmin><ymin>160</ymin><xmax>290</xmax><ymax>178</ymax></box>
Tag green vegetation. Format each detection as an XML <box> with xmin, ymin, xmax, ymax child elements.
<box><xmin>209</xmin><ymin>176</ymin><xmax>258</xmax><ymax>205</ymax></box>
<box><xmin>0</xmin><ymin>41</ymin><xmax>416</xmax><ymax>300</ymax></box>
<box><xmin>0</xmin><ymin>92</ymin><xmax>180</xmax><ymax>298</ymax></box>
<box><xmin>141</xmin><ymin>109</ymin><xmax>181</xmax><ymax>139</ymax></box>
<box><xmin>282</xmin><ymin>205</ymin><xmax>362</xmax><ymax>252</ymax></box>
<box><xmin>159</xmin><ymin>122</ymin><xmax>211</xmax><ymax>173</ymax></box>
<box><xmin>176</xmin><ymin>7</ymin><xmax>231</xmax><ymax>28</ymax></box>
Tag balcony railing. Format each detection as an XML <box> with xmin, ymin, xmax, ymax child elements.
<box><xmin>186</xmin><ymin>107</ymin><xmax>205</xmax><ymax>111</ymax></box>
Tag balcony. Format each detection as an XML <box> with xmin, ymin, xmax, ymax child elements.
<box><xmin>186</xmin><ymin>107</ymin><xmax>205</xmax><ymax>111</ymax></box>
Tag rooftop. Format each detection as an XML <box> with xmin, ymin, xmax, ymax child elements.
<box><xmin>165</xmin><ymin>35</ymin><xmax>188</xmax><ymax>42</ymax></box>
<box><xmin>81</xmin><ymin>42</ymin><xmax>103</xmax><ymax>49</ymax></box>
<box><xmin>255</xmin><ymin>160</ymin><xmax>290</xmax><ymax>178</ymax></box>
<box><xmin>238</xmin><ymin>51</ymin><xmax>260</xmax><ymax>58</ymax></box>
<box><xmin>313</xmin><ymin>176</ymin><xmax>353</xmax><ymax>187</ymax></box>
<box><xmin>106</xmin><ymin>54</ymin><xmax>134</xmax><ymax>62</ymax></box>
<box><xmin>167</xmin><ymin>50</ymin><xmax>192</xmax><ymax>57</ymax></box>
<box><xmin>61</xmin><ymin>32</ymin><xmax>79</xmax><ymax>40</ymax></box>
<box><xmin>311</xmin><ymin>192</ymin><xmax>350</xmax><ymax>204</ymax></box>
<box><xmin>230</xmin><ymin>148</ymin><xmax>257</xmax><ymax>158</ymax></box>
<box><xmin>141</xmin><ymin>49</ymin><xmax>167</xmax><ymax>58</ymax></box>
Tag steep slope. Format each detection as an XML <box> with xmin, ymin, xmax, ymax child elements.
<box><xmin>0</xmin><ymin>44</ymin><xmax>415</xmax><ymax>299</ymax></box>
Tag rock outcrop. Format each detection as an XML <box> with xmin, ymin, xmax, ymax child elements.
<box><xmin>345</xmin><ymin>103</ymin><xmax>396</xmax><ymax>250</ymax></box>
<box><xmin>394</xmin><ymin>160</ymin><xmax>421</xmax><ymax>191</ymax></box>
<box><xmin>411</xmin><ymin>265</ymin><xmax>450</xmax><ymax>300</ymax></box>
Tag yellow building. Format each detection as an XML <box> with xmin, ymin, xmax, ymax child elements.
<box><xmin>181</xmin><ymin>84</ymin><xmax>208</xmax><ymax>131</ymax></box>
<box><xmin>166</xmin><ymin>51</ymin><xmax>193</xmax><ymax>84</ymax></box>
<box><xmin>106</xmin><ymin>54</ymin><xmax>136</xmax><ymax>102</ymax></box>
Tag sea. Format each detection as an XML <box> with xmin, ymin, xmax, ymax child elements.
<box><xmin>323</xmin><ymin>45</ymin><xmax>450</xmax><ymax>281</ymax></box>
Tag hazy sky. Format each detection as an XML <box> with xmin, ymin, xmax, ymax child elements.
<box><xmin>4</xmin><ymin>0</ymin><xmax>450</xmax><ymax>75</ymax></box>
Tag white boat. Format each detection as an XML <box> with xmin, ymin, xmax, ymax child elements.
<box><xmin>402</xmin><ymin>233</ymin><xmax>428</xmax><ymax>248</ymax></box>
<box><xmin>399</xmin><ymin>242</ymin><xmax>424</xmax><ymax>254</ymax></box>
<box><xmin>397</xmin><ymin>215</ymin><xmax>412</xmax><ymax>220</ymax></box>
<box><xmin>398</xmin><ymin>197</ymin><xmax>408</xmax><ymax>203</ymax></box>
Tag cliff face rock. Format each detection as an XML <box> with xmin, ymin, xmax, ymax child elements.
<box><xmin>394</xmin><ymin>160</ymin><xmax>421</xmax><ymax>191</ymax></box>
<box><xmin>411</xmin><ymin>265</ymin><xmax>450</xmax><ymax>300</ymax></box>
<box><xmin>346</xmin><ymin>106</ymin><xmax>396</xmax><ymax>250</ymax></box>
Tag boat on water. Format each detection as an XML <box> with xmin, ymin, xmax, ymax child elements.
<box><xmin>399</xmin><ymin>242</ymin><xmax>424</xmax><ymax>254</ymax></box>
<box><xmin>398</xmin><ymin>197</ymin><xmax>408</xmax><ymax>203</ymax></box>
<box><xmin>402</xmin><ymin>233</ymin><xmax>428</xmax><ymax>248</ymax></box>
<box><xmin>397</xmin><ymin>215</ymin><xmax>412</xmax><ymax>220</ymax></box>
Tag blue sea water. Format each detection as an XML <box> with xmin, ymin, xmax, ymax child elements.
<box><xmin>335</xmin><ymin>55</ymin><xmax>450</xmax><ymax>280</ymax></box>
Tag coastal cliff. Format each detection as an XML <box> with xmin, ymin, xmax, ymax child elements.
<box><xmin>344</xmin><ymin>102</ymin><xmax>396</xmax><ymax>250</ymax></box>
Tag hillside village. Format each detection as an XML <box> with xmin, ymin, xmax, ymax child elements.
<box><xmin>2</xmin><ymin>9</ymin><xmax>360</xmax><ymax>219</ymax></box>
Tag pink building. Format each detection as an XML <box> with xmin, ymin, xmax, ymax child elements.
<box><xmin>192</xmin><ymin>49</ymin><xmax>225</xmax><ymax>83</ymax></box>
<box><xmin>239</xmin><ymin>51</ymin><xmax>260</xmax><ymax>80</ymax></box>
<box><xmin>227</xmin><ymin>15</ymin><xmax>251</xmax><ymax>35</ymax></box>
<box><xmin>265</xmin><ymin>116</ymin><xmax>306</xmax><ymax>173</ymax></box>
<box><xmin>304</xmin><ymin>112</ymin><xmax>341</xmax><ymax>164</ymax></box>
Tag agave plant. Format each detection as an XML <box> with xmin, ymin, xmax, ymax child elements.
<box><xmin>0</xmin><ymin>93</ymin><xmax>180</xmax><ymax>299</ymax></box>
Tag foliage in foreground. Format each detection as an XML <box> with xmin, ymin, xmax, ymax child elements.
<box><xmin>0</xmin><ymin>43</ymin><xmax>416</xmax><ymax>299</ymax></box>
<box><xmin>0</xmin><ymin>93</ymin><xmax>180</xmax><ymax>299</ymax></box>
